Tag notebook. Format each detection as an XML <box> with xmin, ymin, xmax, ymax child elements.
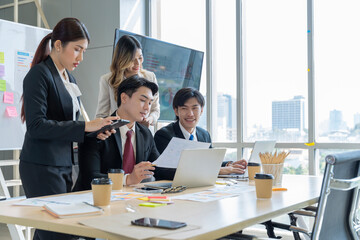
<box><xmin>218</xmin><ymin>140</ymin><xmax>276</xmax><ymax>178</ymax></box>
<box><xmin>146</xmin><ymin>148</ymin><xmax>226</xmax><ymax>188</ymax></box>
<box><xmin>43</xmin><ymin>202</ymin><xmax>103</xmax><ymax>218</ymax></box>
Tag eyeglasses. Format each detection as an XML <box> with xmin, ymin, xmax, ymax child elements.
<box><xmin>161</xmin><ymin>186</ymin><xmax>187</xmax><ymax>194</ymax></box>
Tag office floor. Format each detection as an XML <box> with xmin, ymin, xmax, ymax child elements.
<box><xmin>0</xmin><ymin>223</ymin><xmax>11</xmax><ymax>240</ymax></box>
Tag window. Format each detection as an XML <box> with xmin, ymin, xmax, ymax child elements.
<box><xmin>242</xmin><ymin>0</ymin><xmax>307</xmax><ymax>143</ymax></box>
<box><xmin>314</xmin><ymin>0</ymin><xmax>360</xmax><ymax>143</ymax></box>
<box><xmin>211</xmin><ymin>0</ymin><xmax>237</xmax><ymax>142</ymax></box>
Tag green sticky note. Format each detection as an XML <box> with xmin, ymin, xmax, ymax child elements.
<box><xmin>139</xmin><ymin>202</ymin><xmax>166</xmax><ymax>208</ymax></box>
<box><xmin>0</xmin><ymin>52</ymin><xmax>4</xmax><ymax>64</ymax></box>
<box><xmin>0</xmin><ymin>80</ymin><xmax>6</xmax><ymax>91</ymax></box>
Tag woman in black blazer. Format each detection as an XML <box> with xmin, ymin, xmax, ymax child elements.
<box><xmin>20</xmin><ymin>18</ymin><xmax>117</xmax><ymax>240</ymax></box>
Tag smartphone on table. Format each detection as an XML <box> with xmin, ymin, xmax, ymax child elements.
<box><xmin>131</xmin><ymin>217</ymin><xmax>187</xmax><ymax>229</ymax></box>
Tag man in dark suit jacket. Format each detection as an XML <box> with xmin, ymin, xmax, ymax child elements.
<box><xmin>74</xmin><ymin>76</ymin><xmax>159</xmax><ymax>190</ymax></box>
<box><xmin>154</xmin><ymin>88</ymin><xmax>247</xmax><ymax>180</ymax></box>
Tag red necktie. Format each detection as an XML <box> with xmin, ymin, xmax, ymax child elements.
<box><xmin>123</xmin><ymin>130</ymin><xmax>135</xmax><ymax>174</ymax></box>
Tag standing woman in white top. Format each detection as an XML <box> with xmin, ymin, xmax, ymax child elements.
<box><xmin>95</xmin><ymin>35</ymin><xmax>160</xmax><ymax>127</ymax></box>
<box><xmin>20</xmin><ymin>18</ymin><xmax>117</xmax><ymax>240</ymax></box>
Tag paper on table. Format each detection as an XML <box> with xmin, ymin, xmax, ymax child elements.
<box><xmin>152</xmin><ymin>137</ymin><xmax>211</xmax><ymax>168</ymax></box>
<box><xmin>79</xmin><ymin>212</ymin><xmax>200</xmax><ymax>240</ymax></box>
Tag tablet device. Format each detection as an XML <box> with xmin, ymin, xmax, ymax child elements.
<box><xmin>86</xmin><ymin>119</ymin><xmax>130</xmax><ymax>137</ymax></box>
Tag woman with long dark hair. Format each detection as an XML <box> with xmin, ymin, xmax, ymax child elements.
<box><xmin>95</xmin><ymin>35</ymin><xmax>160</xmax><ymax>127</ymax></box>
<box><xmin>20</xmin><ymin>18</ymin><xmax>117</xmax><ymax>240</ymax></box>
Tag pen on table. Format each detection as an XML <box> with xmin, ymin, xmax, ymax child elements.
<box><xmin>83</xmin><ymin>201</ymin><xmax>103</xmax><ymax>211</ymax></box>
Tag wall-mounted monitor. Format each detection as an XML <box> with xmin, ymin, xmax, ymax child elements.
<box><xmin>114</xmin><ymin>29</ymin><xmax>204</xmax><ymax>121</ymax></box>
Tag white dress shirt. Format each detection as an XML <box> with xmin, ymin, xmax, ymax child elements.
<box><xmin>54</xmin><ymin>64</ymin><xmax>81</xmax><ymax>120</ymax></box>
<box><xmin>179</xmin><ymin>121</ymin><xmax>197</xmax><ymax>141</ymax></box>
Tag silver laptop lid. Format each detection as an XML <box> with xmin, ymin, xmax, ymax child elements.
<box><xmin>248</xmin><ymin>141</ymin><xmax>276</xmax><ymax>164</ymax></box>
<box><xmin>172</xmin><ymin>148</ymin><xmax>226</xmax><ymax>188</ymax></box>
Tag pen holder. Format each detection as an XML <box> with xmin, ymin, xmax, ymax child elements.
<box><xmin>261</xmin><ymin>163</ymin><xmax>284</xmax><ymax>187</ymax></box>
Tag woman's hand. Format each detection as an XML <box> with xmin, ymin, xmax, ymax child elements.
<box><xmin>96</xmin><ymin>129</ymin><xmax>116</xmax><ymax>141</ymax></box>
<box><xmin>84</xmin><ymin>116</ymin><xmax>119</xmax><ymax>132</ymax></box>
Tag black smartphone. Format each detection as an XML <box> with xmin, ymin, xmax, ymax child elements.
<box><xmin>131</xmin><ymin>217</ymin><xmax>187</xmax><ymax>229</ymax></box>
<box><xmin>86</xmin><ymin>119</ymin><xmax>130</xmax><ymax>137</ymax></box>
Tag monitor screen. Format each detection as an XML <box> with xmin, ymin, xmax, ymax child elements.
<box><xmin>114</xmin><ymin>29</ymin><xmax>204</xmax><ymax>121</ymax></box>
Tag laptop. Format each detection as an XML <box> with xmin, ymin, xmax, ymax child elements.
<box><xmin>218</xmin><ymin>140</ymin><xmax>276</xmax><ymax>178</ymax></box>
<box><xmin>146</xmin><ymin>148</ymin><xmax>226</xmax><ymax>188</ymax></box>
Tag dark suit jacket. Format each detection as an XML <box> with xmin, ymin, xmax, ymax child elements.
<box><xmin>153</xmin><ymin>121</ymin><xmax>215</xmax><ymax>180</ymax></box>
<box><xmin>20</xmin><ymin>56</ymin><xmax>85</xmax><ymax>167</ymax></box>
<box><xmin>74</xmin><ymin>121</ymin><xmax>160</xmax><ymax>191</ymax></box>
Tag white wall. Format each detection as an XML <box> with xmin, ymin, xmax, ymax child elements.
<box><xmin>0</xmin><ymin>0</ymin><xmax>148</xmax><ymax>118</ymax></box>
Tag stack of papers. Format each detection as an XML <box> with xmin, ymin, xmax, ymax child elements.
<box><xmin>43</xmin><ymin>202</ymin><xmax>103</xmax><ymax>218</ymax></box>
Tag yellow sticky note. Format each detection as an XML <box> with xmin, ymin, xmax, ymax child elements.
<box><xmin>139</xmin><ymin>202</ymin><xmax>166</xmax><ymax>208</ymax></box>
<box><xmin>0</xmin><ymin>52</ymin><xmax>4</xmax><ymax>64</ymax></box>
<box><xmin>307</xmin><ymin>68</ymin><xmax>310</xmax><ymax>72</ymax></box>
<box><xmin>138</xmin><ymin>197</ymin><xmax>149</xmax><ymax>201</ymax></box>
<box><xmin>304</xmin><ymin>142</ymin><xmax>315</xmax><ymax>146</ymax></box>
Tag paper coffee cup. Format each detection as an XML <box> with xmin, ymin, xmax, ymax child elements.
<box><xmin>254</xmin><ymin>173</ymin><xmax>274</xmax><ymax>199</ymax></box>
<box><xmin>91</xmin><ymin>178</ymin><xmax>112</xmax><ymax>206</ymax></box>
<box><xmin>108</xmin><ymin>169</ymin><xmax>124</xmax><ymax>190</ymax></box>
<box><xmin>247</xmin><ymin>162</ymin><xmax>261</xmax><ymax>181</ymax></box>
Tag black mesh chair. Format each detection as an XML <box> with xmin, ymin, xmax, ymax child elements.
<box><xmin>222</xmin><ymin>150</ymin><xmax>360</xmax><ymax>240</ymax></box>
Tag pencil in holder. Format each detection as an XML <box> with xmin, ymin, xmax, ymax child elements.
<box><xmin>261</xmin><ymin>163</ymin><xmax>284</xmax><ymax>187</ymax></box>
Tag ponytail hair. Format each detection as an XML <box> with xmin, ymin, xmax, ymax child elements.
<box><xmin>21</xmin><ymin>17</ymin><xmax>90</xmax><ymax>123</ymax></box>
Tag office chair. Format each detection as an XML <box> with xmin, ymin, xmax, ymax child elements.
<box><xmin>264</xmin><ymin>150</ymin><xmax>360</xmax><ymax>239</ymax></box>
<box><xmin>222</xmin><ymin>150</ymin><xmax>360</xmax><ymax>240</ymax></box>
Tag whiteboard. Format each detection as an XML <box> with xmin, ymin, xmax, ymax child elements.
<box><xmin>0</xmin><ymin>19</ymin><xmax>51</xmax><ymax>150</ymax></box>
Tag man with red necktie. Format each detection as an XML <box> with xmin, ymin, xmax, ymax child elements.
<box><xmin>74</xmin><ymin>75</ymin><xmax>160</xmax><ymax>190</ymax></box>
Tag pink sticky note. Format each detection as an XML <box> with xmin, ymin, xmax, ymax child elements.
<box><xmin>3</xmin><ymin>92</ymin><xmax>14</xmax><ymax>104</ymax></box>
<box><xmin>5</xmin><ymin>106</ymin><xmax>18</xmax><ymax>117</ymax></box>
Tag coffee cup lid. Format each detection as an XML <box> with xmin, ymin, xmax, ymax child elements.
<box><xmin>108</xmin><ymin>168</ymin><xmax>124</xmax><ymax>173</ymax></box>
<box><xmin>248</xmin><ymin>162</ymin><xmax>260</xmax><ymax>166</ymax></box>
<box><xmin>91</xmin><ymin>178</ymin><xmax>113</xmax><ymax>185</ymax></box>
<box><xmin>254</xmin><ymin>173</ymin><xmax>274</xmax><ymax>179</ymax></box>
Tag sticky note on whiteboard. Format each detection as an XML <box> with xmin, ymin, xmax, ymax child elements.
<box><xmin>0</xmin><ymin>79</ymin><xmax>5</xmax><ymax>91</ymax></box>
<box><xmin>3</xmin><ymin>92</ymin><xmax>14</xmax><ymax>104</ymax></box>
<box><xmin>0</xmin><ymin>65</ymin><xmax>4</xmax><ymax>77</ymax></box>
<box><xmin>0</xmin><ymin>52</ymin><xmax>4</xmax><ymax>64</ymax></box>
<box><xmin>5</xmin><ymin>106</ymin><xmax>18</xmax><ymax>117</ymax></box>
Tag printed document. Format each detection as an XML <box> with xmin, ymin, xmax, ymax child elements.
<box><xmin>152</xmin><ymin>137</ymin><xmax>210</xmax><ymax>168</ymax></box>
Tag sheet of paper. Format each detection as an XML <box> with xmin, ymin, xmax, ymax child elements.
<box><xmin>5</xmin><ymin>106</ymin><xmax>17</xmax><ymax>117</ymax></box>
<box><xmin>3</xmin><ymin>92</ymin><xmax>14</xmax><ymax>104</ymax></box>
<box><xmin>0</xmin><ymin>79</ymin><xmax>5</xmax><ymax>91</ymax></box>
<box><xmin>80</xmin><ymin>212</ymin><xmax>200</xmax><ymax>240</ymax></box>
<box><xmin>152</xmin><ymin>137</ymin><xmax>211</xmax><ymax>168</ymax></box>
<box><xmin>14</xmin><ymin>192</ymin><xmax>146</xmax><ymax>206</ymax></box>
<box><xmin>172</xmin><ymin>190</ymin><xmax>238</xmax><ymax>202</ymax></box>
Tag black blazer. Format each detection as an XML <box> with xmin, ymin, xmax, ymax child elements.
<box><xmin>74</xmin><ymin>121</ymin><xmax>160</xmax><ymax>191</ymax></box>
<box><xmin>153</xmin><ymin>121</ymin><xmax>213</xmax><ymax>180</ymax></box>
<box><xmin>20</xmin><ymin>56</ymin><xmax>85</xmax><ymax>167</ymax></box>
